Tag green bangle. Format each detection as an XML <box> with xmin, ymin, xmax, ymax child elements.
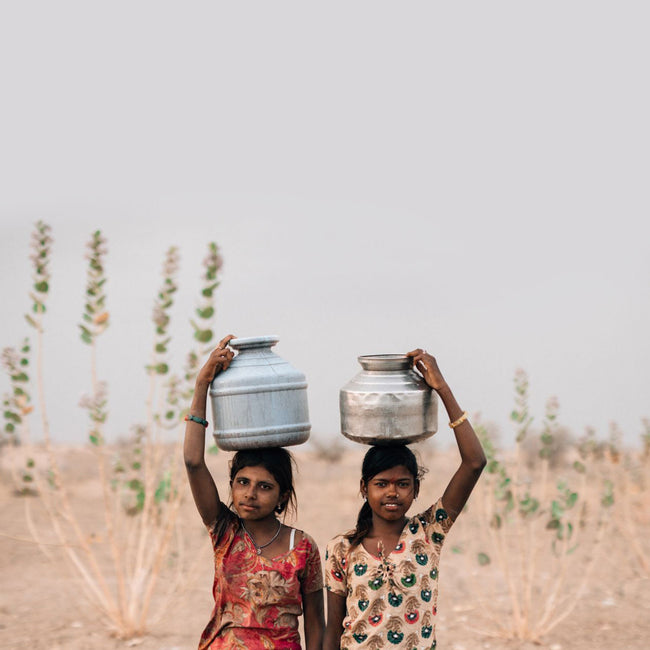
<box><xmin>185</xmin><ymin>414</ymin><xmax>209</xmax><ymax>427</ymax></box>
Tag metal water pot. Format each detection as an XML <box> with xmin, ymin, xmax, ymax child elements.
<box><xmin>339</xmin><ymin>354</ymin><xmax>437</xmax><ymax>445</ymax></box>
<box><xmin>210</xmin><ymin>336</ymin><xmax>311</xmax><ymax>450</ymax></box>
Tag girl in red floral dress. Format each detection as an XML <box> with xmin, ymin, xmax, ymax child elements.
<box><xmin>184</xmin><ymin>335</ymin><xmax>325</xmax><ymax>650</ymax></box>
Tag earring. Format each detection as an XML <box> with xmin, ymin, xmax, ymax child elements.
<box><xmin>275</xmin><ymin>503</ymin><xmax>285</xmax><ymax>514</ymax></box>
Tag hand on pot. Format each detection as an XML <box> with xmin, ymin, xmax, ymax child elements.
<box><xmin>406</xmin><ymin>348</ymin><xmax>448</xmax><ymax>392</ymax></box>
<box><xmin>197</xmin><ymin>334</ymin><xmax>236</xmax><ymax>386</ymax></box>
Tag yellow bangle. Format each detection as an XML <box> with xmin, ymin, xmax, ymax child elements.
<box><xmin>449</xmin><ymin>411</ymin><xmax>468</xmax><ymax>429</ymax></box>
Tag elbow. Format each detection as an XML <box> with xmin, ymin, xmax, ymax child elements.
<box><xmin>466</xmin><ymin>454</ymin><xmax>487</xmax><ymax>475</ymax></box>
<box><xmin>184</xmin><ymin>456</ymin><xmax>206</xmax><ymax>474</ymax></box>
<box><xmin>474</xmin><ymin>455</ymin><xmax>487</xmax><ymax>474</ymax></box>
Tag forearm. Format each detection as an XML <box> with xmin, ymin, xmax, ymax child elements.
<box><xmin>436</xmin><ymin>383</ymin><xmax>486</xmax><ymax>468</ymax></box>
<box><xmin>324</xmin><ymin>591</ymin><xmax>346</xmax><ymax>650</ymax></box>
<box><xmin>303</xmin><ymin>588</ymin><xmax>325</xmax><ymax>650</ymax></box>
<box><xmin>183</xmin><ymin>380</ymin><xmax>210</xmax><ymax>468</ymax></box>
<box><xmin>323</xmin><ymin>630</ymin><xmax>343</xmax><ymax>650</ymax></box>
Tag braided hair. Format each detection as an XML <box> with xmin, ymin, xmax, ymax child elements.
<box><xmin>345</xmin><ymin>445</ymin><xmax>425</xmax><ymax>547</ymax></box>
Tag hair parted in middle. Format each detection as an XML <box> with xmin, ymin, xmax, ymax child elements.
<box><xmin>228</xmin><ymin>446</ymin><xmax>298</xmax><ymax>517</ymax></box>
<box><xmin>212</xmin><ymin>446</ymin><xmax>298</xmax><ymax>542</ymax></box>
<box><xmin>345</xmin><ymin>444</ymin><xmax>426</xmax><ymax>547</ymax></box>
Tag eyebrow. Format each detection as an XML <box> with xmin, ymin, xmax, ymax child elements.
<box><xmin>237</xmin><ymin>475</ymin><xmax>277</xmax><ymax>486</ymax></box>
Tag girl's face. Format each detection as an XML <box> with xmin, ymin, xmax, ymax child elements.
<box><xmin>362</xmin><ymin>464</ymin><xmax>418</xmax><ymax>522</ymax></box>
<box><xmin>231</xmin><ymin>465</ymin><xmax>286</xmax><ymax>521</ymax></box>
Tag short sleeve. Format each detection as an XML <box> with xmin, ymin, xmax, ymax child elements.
<box><xmin>301</xmin><ymin>533</ymin><xmax>324</xmax><ymax>593</ymax></box>
<box><xmin>325</xmin><ymin>536</ymin><xmax>348</xmax><ymax>597</ymax></box>
<box><xmin>207</xmin><ymin>511</ymin><xmax>238</xmax><ymax>559</ymax></box>
<box><xmin>420</xmin><ymin>497</ymin><xmax>454</xmax><ymax>546</ymax></box>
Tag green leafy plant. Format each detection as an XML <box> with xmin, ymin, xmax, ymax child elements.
<box><xmin>1</xmin><ymin>340</ymin><xmax>35</xmax><ymax>493</ymax></box>
<box><xmin>470</xmin><ymin>372</ymin><xmax>613</xmax><ymax>642</ymax></box>
<box><xmin>1</xmin><ymin>341</ymin><xmax>32</xmax><ymax>442</ymax></box>
<box><xmin>79</xmin><ymin>230</ymin><xmax>110</xmax><ymax>346</ymax></box>
<box><xmin>190</xmin><ymin>242</ymin><xmax>222</xmax><ymax>346</ymax></box>
<box><xmin>604</xmin><ymin>419</ymin><xmax>649</xmax><ymax>576</ymax></box>
<box><xmin>2</xmin><ymin>224</ymin><xmax>226</xmax><ymax>639</ymax></box>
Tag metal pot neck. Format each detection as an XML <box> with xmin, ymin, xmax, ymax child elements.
<box><xmin>357</xmin><ymin>354</ymin><xmax>412</xmax><ymax>371</ymax></box>
<box><xmin>229</xmin><ymin>335</ymin><xmax>280</xmax><ymax>351</ymax></box>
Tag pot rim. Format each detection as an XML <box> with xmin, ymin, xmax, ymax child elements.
<box><xmin>229</xmin><ymin>335</ymin><xmax>280</xmax><ymax>350</ymax></box>
<box><xmin>357</xmin><ymin>354</ymin><xmax>412</xmax><ymax>371</ymax></box>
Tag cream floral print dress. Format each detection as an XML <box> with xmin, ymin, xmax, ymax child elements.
<box><xmin>325</xmin><ymin>498</ymin><xmax>453</xmax><ymax>650</ymax></box>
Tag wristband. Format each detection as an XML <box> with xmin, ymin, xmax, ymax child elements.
<box><xmin>185</xmin><ymin>414</ymin><xmax>209</xmax><ymax>427</ymax></box>
<box><xmin>449</xmin><ymin>411</ymin><xmax>468</xmax><ymax>429</ymax></box>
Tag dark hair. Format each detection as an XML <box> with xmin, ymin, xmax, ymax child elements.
<box><xmin>213</xmin><ymin>447</ymin><xmax>298</xmax><ymax>541</ymax></box>
<box><xmin>345</xmin><ymin>445</ymin><xmax>425</xmax><ymax>547</ymax></box>
<box><xmin>229</xmin><ymin>447</ymin><xmax>298</xmax><ymax>516</ymax></box>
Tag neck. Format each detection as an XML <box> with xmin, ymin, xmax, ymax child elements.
<box><xmin>240</xmin><ymin>514</ymin><xmax>280</xmax><ymax>536</ymax></box>
<box><xmin>370</xmin><ymin>514</ymin><xmax>408</xmax><ymax>537</ymax></box>
<box><xmin>240</xmin><ymin>516</ymin><xmax>282</xmax><ymax>553</ymax></box>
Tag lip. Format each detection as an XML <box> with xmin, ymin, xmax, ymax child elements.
<box><xmin>239</xmin><ymin>504</ymin><xmax>257</xmax><ymax>512</ymax></box>
<box><xmin>382</xmin><ymin>503</ymin><xmax>401</xmax><ymax>510</ymax></box>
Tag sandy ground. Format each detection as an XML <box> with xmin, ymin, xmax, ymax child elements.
<box><xmin>1</xmin><ymin>443</ymin><xmax>649</xmax><ymax>650</ymax></box>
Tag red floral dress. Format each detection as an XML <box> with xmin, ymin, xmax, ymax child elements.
<box><xmin>199</xmin><ymin>514</ymin><xmax>323</xmax><ymax>650</ymax></box>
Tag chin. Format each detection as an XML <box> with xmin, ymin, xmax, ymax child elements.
<box><xmin>380</xmin><ymin>509</ymin><xmax>406</xmax><ymax>520</ymax></box>
<box><xmin>236</xmin><ymin>506</ymin><xmax>260</xmax><ymax>518</ymax></box>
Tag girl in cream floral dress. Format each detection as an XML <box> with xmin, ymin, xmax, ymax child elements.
<box><xmin>324</xmin><ymin>349</ymin><xmax>486</xmax><ymax>650</ymax></box>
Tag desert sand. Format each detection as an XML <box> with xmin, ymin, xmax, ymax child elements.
<box><xmin>1</xmin><ymin>442</ymin><xmax>649</xmax><ymax>650</ymax></box>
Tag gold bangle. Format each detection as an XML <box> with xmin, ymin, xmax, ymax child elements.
<box><xmin>449</xmin><ymin>411</ymin><xmax>468</xmax><ymax>429</ymax></box>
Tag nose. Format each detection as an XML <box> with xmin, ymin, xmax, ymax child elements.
<box><xmin>386</xmin><ymin>482</ymin><xmax>398</xmax><ymax>497</ymax></box>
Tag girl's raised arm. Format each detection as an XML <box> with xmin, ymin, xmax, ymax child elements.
<box><xmin>407</xmin><ymin>349</ymin><xmax>487</xmax><ymax>521</ymax></box>
<box><xmin>184</xmin><ymin>335</ymin><xmax>235</xmax><ymax>527</ymax></box>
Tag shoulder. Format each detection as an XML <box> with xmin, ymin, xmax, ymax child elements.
<box><xmin>292</xmin><ymin>529</ymin><xmax>320</xmax><ymax>552</ymax></box>
<box><xmin>326</xmin><ymin>533</ymin><xmax>350</xmax><ymax>557</ymax></box>
<box><xmin>207</xmin><ymin>507</ymin><xmax>238</xmax><ymax>541</ymax></box>
<box><xmin>413</xmin><ymin>497</ymin><xmax>453</xmax><ymax>532</ymax></box>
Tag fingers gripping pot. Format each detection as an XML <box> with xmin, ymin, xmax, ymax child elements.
<box><xmin>340</xmin><ymin>355</ymin><xmax>437</xmax><ymax>445</ymax></box>
<box><xmin>210</xmin><ymin>336</ymin><xmax>311</xmax><ymax>450</ymax></box>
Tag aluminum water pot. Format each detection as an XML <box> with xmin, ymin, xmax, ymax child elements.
<box><xmin>210</xmin><ymin>335</ymin><xmax>311</xmax><ymax>450</ymax></box>
<box><xmin>340</xmin><ymin>354</ymin><xmax>437</xmax><ymax>445</ymax></box>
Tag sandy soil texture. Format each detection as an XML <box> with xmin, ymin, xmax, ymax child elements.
<box><xmin>1</xmin><ymin>443</ymin><xmax>649</xmax><ymax>649</ymax></box>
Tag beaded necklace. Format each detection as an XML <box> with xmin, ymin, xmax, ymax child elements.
<box><xmin>240</xmin><ymin>518</ymin><xmax>282</xmax><ymax>555</ymax></box>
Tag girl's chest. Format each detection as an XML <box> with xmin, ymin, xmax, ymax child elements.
<box><xmin>345</xmin><ymin>528</ymin><xmax>438</xmax><ymax>589</ymax></box>
<box><xmin>220</xmin><ymin>536</ymin><xmax>304</xmax><ymax>582</ymax></box>
<box><xmin>218</xmin><ymin>544</ymin><xmax>305</xmax><ymax>606</ymax></box>
<box><xmin>361</xmin><ymin>534</ymin><xmax>403</xmax><ymax>558</ymax></box>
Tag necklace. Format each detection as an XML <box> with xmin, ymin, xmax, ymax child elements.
<box><xmin>240</xmin><ymin>518</ymin><xmax>282</xmax><ymax>555</ymax></box>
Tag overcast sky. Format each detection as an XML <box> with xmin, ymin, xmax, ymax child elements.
<box><xmin>1</xmin><ymin>2</ymin><xmax>648</xmax><ymax>448</ymax></box>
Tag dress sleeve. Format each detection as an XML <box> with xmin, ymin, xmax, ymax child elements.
<box><xmin>300</xmin><ymin>533</ymin><xmax>324</xmax><ymax>593</ymax></box>
<box><xmin>421</xmin><ymin>497</ymin><xmax>454</xmax><ymax>546</ymax></box>
<box><xmin>324</xmin><ymin>536</ymin><xmax>348</xmax><ymax>597</ymax></box>
<box><xmin>207</xmin><ymin>507</ymin><xmax>238</xmax><ymax>544</ymax></box>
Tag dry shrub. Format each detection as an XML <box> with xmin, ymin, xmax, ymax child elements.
<box><xmin>0</xmin><ymin>223</ymin><xmax>222</xmax><ymax>639</ymax></box>
<box><xmin>466</xmin><ymin>371</ymin><xmax>613</xmax><ymax>642</ymax></box>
